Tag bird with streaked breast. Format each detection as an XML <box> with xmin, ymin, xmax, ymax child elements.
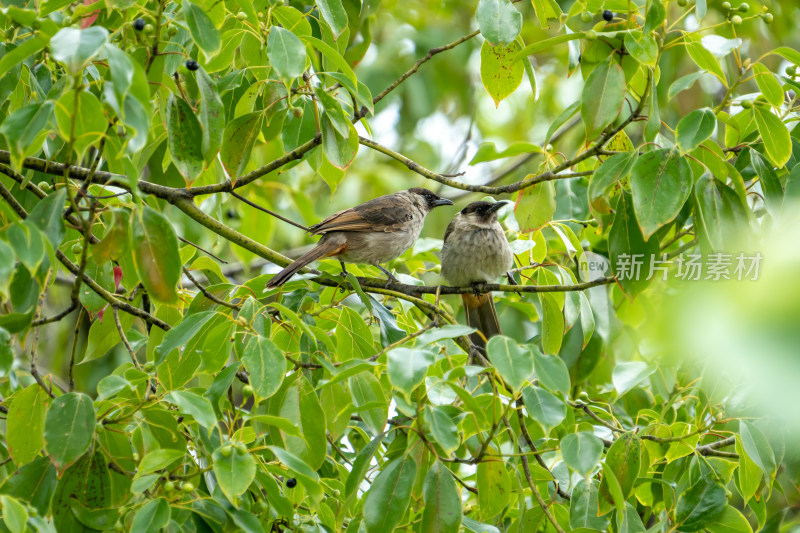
<box><xmin>440</xmin><ymin>200</ymin><xmax>514</xmax><ymax>347</ymax></box>
<box><xmin>266</xmin><ymin>187</ymin><xmax>454</xmax><ymax>288</ymax></box>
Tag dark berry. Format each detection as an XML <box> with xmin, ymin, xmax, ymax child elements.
<box><xmin>286</xmin><ymin>478</ymin><xmax>297</xmax><ymax>488</ymax></box>
<box><xmin>602</xmin><ymin>10</ymin><xmax>613</xmax><ymax>21</ymax></box>
<box><xmin>186</xmin><ymin>59</ymin><xmax>199</xmax><ymax>71</ymax></box>
<box><xmin>133</xmin><ymin>18</ymin><xmax>145</xmax><ymax>31</ymax></box>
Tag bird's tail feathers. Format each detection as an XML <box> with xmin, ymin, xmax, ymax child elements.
<box><xmin>461</xmin><ymin>293</ymin><xmax>501</xmax><ymax>348</ymax></box>
<box><xmin>266</xmin><ymin>241</ymin><xmax>344</xmax><ymax>288</ymax></box>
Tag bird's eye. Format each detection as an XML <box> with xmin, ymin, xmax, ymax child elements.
<box><xmin>426</xmin><ymin>193</ymin><xmax>434</xmax><ymax>200</ymax></box>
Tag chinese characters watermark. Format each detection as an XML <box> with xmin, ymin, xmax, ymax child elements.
<box><xmin>614</xmin><ymin>252</ymin><xmax>762</xmax><ymax>281</ymax></box>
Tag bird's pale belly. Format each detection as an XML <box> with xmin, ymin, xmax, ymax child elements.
<box><xmin>441</xmin><ymin>228</ymin><xmax>513</xmax><ymax>286</ymax></box>
<box><xmin>336</xmin><ymin>229</ymin><xmax>419</xmax><ymax>264</ymax></box>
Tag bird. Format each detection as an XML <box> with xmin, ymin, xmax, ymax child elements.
<box><xmin>266</xmin><ymin>187</ymin><xmax>454</xmax><ymax>288</ymax></box>
<box><xmin>440</xmin><ymin>200</ymin><xmax>514</xmax><ymax>347</ymax></box>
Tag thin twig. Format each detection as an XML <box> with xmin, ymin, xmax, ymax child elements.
<box><xmin>229</xmin><ymin>190</ymin><xmax>310</xmax><ymax>232</ymax></box>
<box><xmin>178</xmin><ymin>236</ymin><xmax>229</xmax><ymax>264</ymax></box>
<box><xmin>517</xmin><ymin>401</ymin><xmax>570</xmax><ymax>500</ymax></box>
<box><xmin>502</xmin><ymin>414</ymin><xmax>566</xmax><ymax>533</ymax></box>
<box><xmin>368</xmin><ymin>30</ymin><xmax>481</xmax><ymax>110</ymax></box>
<box><xmin>183</xmin><ymin>267</ymin><xmax>240</xmax><ymax>310</ymax></box>
<box><xmin>68</xmin><ymin>308</ymin><xmax>85</xmax><ymax>391</ymax></box>
<box><xmin>113</xmin><ymin>307</ymin><xmax>141</xmax><ymax>369</ymax></box>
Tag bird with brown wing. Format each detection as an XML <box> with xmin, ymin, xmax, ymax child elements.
<box><xmin>266</xmin><ymin>188</ymin><xmax>454</xmax><ymax>288</ymax></box>
<box><xmin>440</xmin><ymin>200</ymin><xmax>514</xmax><ymax>347</ymax></box>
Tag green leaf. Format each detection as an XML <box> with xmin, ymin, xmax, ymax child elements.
<box><xmin>423</xmin><ymin>405</ymin><xmax>460</xmax><ymax>456</ymax></box>
<box><xmin>316</xmin><ymin>0</ymin><xmax>349</xmax><ymax>38</ymax></box>
<box><xmin>164</xmin><ymin>390</ymin><xmax>216</xmax><ymax>430</ymax></box>
<box><xmin>469</xmin><ymin>141</ymin><xmax>542</xmax><ymax>165</ymax></box>
<box><xmin>300</xmin><ymin>36</ymin><xmax>357</xmax><ymax>85</ymax></box>
<box><xmin>588</xmin><ymin>151</ymin><xmax>636</xmax><ymax>215</ymax></box>
<box><xmin>476</xmin><ymin>453</ymin><xmax>511</xmax><ymax>520</ymax></box>
<box><xmin>624</xmin><ymin>31</ymin><xmax>658</xmax><ymax>67</ymax></box>
<box><xmin>5</xmin><ymin>222</ymin><xmax>46</xmax><ymax>275</ymax></box>
<box><xmin>387</xmin><ymin>347</ymin><xmax>434</xmax><ymax>399</ymax></box>
<box><xmin>345</xmin><ymin>433</ymin><xmax>385</xmax><ymax>505</ymax></box>
<box><xmin>570</xmin><ymin>479</ymin><xmax>609</xmax><ymax>530</ymax></box>
<box><xmin>83</xmin><ymin>303</ymin><xmax>135</xmax><ymax>362</ymax></box>
<box><xmin>581</xmin><ymin>58</ymin><xmax>626</xmax><ymax>138</ymax></box>
<box><xmin>0</xmin><ymin>495</ymin><xmax>27</xmax><ymax>533</ymax></box>
<box><xmin>629</xmin><ymin>148</ymin><xmax>693</xmax><ymax>239</ymax></box>
<box><xmin>212</xmin><ymin>445</ymin><xmax>256</xmax><ymax>504</ymax></box>
<box><xmin>26</xmin><ymin>188</ymin><xmax>66</xmax><ymax>248</ymax></box>
<box><xmin>0</xmin><ymin>326</ymin><xmax>11</xmax><ymax>374</ymax></box>
<box><xmin>693</xmin><ymin>174</ymin><xmax>747</xmax><ymax>251</ymax></box>
<box><xmin>531</xmin><ymin>0</ymin><xmax>561</xmax><ymax>27</ymax></box>
<box><xmin>677</xmin><ymin>108</ymin><xmax>716</xmax><ymax>154</ymax></box>
<box><xmin>421</xmin><ymin>461</ymin><xmax>462</xmax><ymax>533</ymax></box>
<box><xmin>241</xmin><ymin>335</ymin><xmax>286</xmax><ymax>399</ymax></box>
<box><xmin>0</xmin><ymin>457</ymin><xmax>57</xmax><ymax>517</ymax></box>
<box><xmin>363</xmin><ymin>454</ymin><xmax>417</xmax><ymax>533</ymax></box>
<box><xmin>612</xmin><ymin>361</ymin><xmax>656</xmax><ymax>396</ymax></box>
<box><xmin>521</xmin><ymin>385</ymin><xmax>566</xmax><ymax>431</ymax></box>
<box><xmin>750</xmin><ymin>150</ymin><xmax>783</xmax><ymax>214</ymax></box>
<box><xmin>476</xmin><ymin>0</ymin><xmax>522</xmax><ymax>45</ymax></box>
<box><xmin>753</xmin><ymin>63</ymin><xmax>784</xmax><ymax>107</ymax></box>
<box><xmin>7</xmin><ymin>384</ymin><xmax>51</xmax><ymax>466</ymax></box>
<box><xmin>196</xmin><ymin>68</ymin><xmax>226</xmax><ymax>162</ymax></box>
<box><xmin>706</xmin><ymin>506</ymin><xmax>753</xmax><ymax>533</ymax></box>
<box><xmin>104</xmin><ymin>44</ymin><xmax>134</xmax><ymax>98</ymax></box>
<box><xmin>268</xmin><ymin>27</ymin><xmax>307</xmax><ymax>81</ymax></box>
<box><xmin>321</xmin><ymin>114</ymin><xmax>358</xmax><ymax>170</ymax></box>
<box><xmin>130</xmin><ymin>206</ymin><xmax>181</xmax><ymax>304</ymax></box>
<box><xmin>183</xmin><ymin>0</ymin><xmax>221</xmax><ymax>55</ymax></box>
<box><xmin>644</xmin><ymin>0</ymin><xmax>666</xmax><ymax>33</ymax></box>
<box><xmin>166</xmin><ymin>94</ymin><xmax>205</xmax><ymax>182</ymax></box>
<box><xmin>515</xmin><ymin>181</ymin><xmax>556</xmax><ymax>232</ymax></box>
<box><xmin>561</xmin><ymin>432</ymin><xmax>604</xmax><ymax>475</ymax></box>
<box><xmin>44</xmin><ymin>392</ymin><xmax>96</xmax><ymax>472</ymax></box>
<box><xmin>137</xmin><ymin>448</ymin><xmax>184</xmax><ymax>475</ymax></box>
<box><xmin>772</xmin><ymin>46</ymin><xmax>800</xmax><ymax>66</ymax></box>
<box><xmin>54</xmin><ymin>89</ymin><xmax>107</xmax><ymax>160</ymax></box>
<box><xmin>486</xmin><ymin>335</ymin><xmax>534</xmax><ymax>392</ymax></box>
<box><xmin>480</xmin><ymin>41</ymin><xmax>524</xmax><ymax>107</ymax></box>
<box><xmin>752</xmin><ymin>104</ymin><xmax>791</xmax><ymax>168</ymax></box>
<box><xmin>668</xmin><ymin>71</ymin><xmax>706</xmax><ymax>100</ymax></box>
<box><xmin>349</xmin><ymin>371</ymin><xmax>389</xmax><ymax>436</ymax></box>
<box><xmin>50</xmin><ymin>27</ymin><xmax>108</xmax><ymax>75</ymax></box>
<box><xmin>0</xmin><ymin>39</ymin><xmax>46</xmax><ymax>81</ymax></box>
<box><xmin>279</xmin><ymin>376</ymin><xmax>328</xmax><ymax>470</ymax></box>
<box><xmin>609</xmin><ymin>191</ymin><xmax>660</xmax><ymax>297</ymax></box>
<box><xmin>0</xmin><ymin>101</ymin><xmax>54</xmax><ymax>168</ymax></box>
<box><xmin>675</xmin><ymin>475</ymin><xmax>727</xmax><ymax>531</ymax></box>
<box><xmin>92</xmin><ymin>208</ymin><xmax>131</xmax><ymax>263</ymax></box>
<box><xmin>220</xmin><ymin>112</ymin><xmax>262</xmax><ymax>179</ymax></box>
<box><xmin>52</xmin><ymin>451</ymin><xmax>110</xmax><ymax>533</ymax></box>
<box><xmin>540</xmin><ymin>292</ymin><xmax>564</xmax><ymax>355</ymax></box>
<box><xmin>601</xmin><ymin>432</ymin><xmax>641</xmax><ymax>503</ymax></box>
<box><xmin>131</xmin><ymin>498</ymin><xmax>171</xmax><ymax>533</ymax></box>
<box><xmin>268</xmin><ymin>446</ymin><xmax>324</xmax><ymax>505</ymax></box>
<box><xmin>69</xmin><ymin>500</ymin><xmax>118</xmax><ymax>530</ymax></box>
<box><xmin>739</xmin><ymin>421</ymin><xmax>776</xmax><ymax>481</ymax></box>
<box><xmin>685</xmin><ymin>33</ymin><xmax>726</xmax><ymax>86</ymax></box>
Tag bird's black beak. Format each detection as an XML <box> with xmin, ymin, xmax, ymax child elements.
<box><xmin>433</xmin><ymin>198</ymin><xmax>455</xmax><ymax>207</ymax></box>
<box><xmin>488</xmin><ymin>200</ymin><xmax>510</xmax><ymax>214</ymax></box>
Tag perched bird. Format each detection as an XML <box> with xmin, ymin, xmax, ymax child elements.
<box><xmin>440</xmin><ymin>200</ymin><xmax>514</xmax><ymax>347</ymax></box>
<box><xmin>266</xmin><ymin>187</ymin><xmax>454</xmax><ymax>288</ymax></box>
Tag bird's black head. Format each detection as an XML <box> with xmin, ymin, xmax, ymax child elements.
<box><xmin>408</xmin><ymin>187</ymin><xmax>455</xmax><ymax>210</ymax></box>
<box><xmin>460</xmin><ymin>200</ymin><xmax>510</xmax><ymax>220</ymax></box>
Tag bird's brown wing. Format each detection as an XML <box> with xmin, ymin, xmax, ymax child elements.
<box><xmin>309</xmin><ymin>194</ymin><xmax>413</xmax><ymax>235</ymax></box>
